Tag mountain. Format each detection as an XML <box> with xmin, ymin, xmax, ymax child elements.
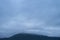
<box><xmin>0</xmin><ymin>33</ymin><xmax>60</xmax><ymax>40</ymax></box>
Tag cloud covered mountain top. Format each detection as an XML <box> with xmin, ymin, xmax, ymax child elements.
<box><xmin>0</xmin><ymin>0</ymin><xmax>60</xmax><ymax>38</ymax></box>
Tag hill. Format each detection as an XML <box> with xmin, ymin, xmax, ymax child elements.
<box><xmin>0</xmin><ymin>33</ymin><xmax>60</xmax><ymax>40</ymax></box>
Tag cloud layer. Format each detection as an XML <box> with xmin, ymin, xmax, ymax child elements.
<box><xmin>0</xmin><ymin>0</ymin><xmax>60</xmax><ymax>38</ymax></box>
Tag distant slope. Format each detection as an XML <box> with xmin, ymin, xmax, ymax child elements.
<box><xmin>0</xmin><ymin>33</ymin><xmax>60</xmax><ymax>40</ymax></box>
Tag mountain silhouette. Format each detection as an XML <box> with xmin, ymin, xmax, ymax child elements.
<box><xmin>0</xmin><ymin>33</ymin><xmax>60</xmax><ymax>40</ymax></box>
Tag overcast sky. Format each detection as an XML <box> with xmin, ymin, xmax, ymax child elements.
<box><xmin>0</xmin><ymin>0</ymin><xmax>60</xmax><ymax>38</ymax></box>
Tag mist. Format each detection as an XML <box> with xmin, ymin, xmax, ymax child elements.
<box><xmin>0</xmin><ymin>0</ymin><xmax>60</xmax><ymax>38</ymax></box>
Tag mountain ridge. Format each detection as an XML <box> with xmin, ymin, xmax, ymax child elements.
<box><xmin>0</xmin><ymin>33</ymin><xmax>60</xmax><ymax>40</ymax></box>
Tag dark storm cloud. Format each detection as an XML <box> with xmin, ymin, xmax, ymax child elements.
<box><xmin>0</xmin><ymin>0</ymin><xmax>60</xmax><ymax>38</ymax></box>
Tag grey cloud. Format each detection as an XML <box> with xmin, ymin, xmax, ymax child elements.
<box><xmin>0</xmin><ymin>0</ymin><xmax>60</xmax><ymax>38</ymax></box>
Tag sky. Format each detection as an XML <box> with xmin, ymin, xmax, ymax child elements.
<box><xmin>0</xmin><ymin>0</ymin><xmax>60</xmax><ymax>38</ymax></box>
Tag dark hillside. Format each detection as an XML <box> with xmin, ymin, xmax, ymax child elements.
<box><xmin>0</xmin><ymin>33</ymin><xmax>60</xmax><ymax>40</ymax></box>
